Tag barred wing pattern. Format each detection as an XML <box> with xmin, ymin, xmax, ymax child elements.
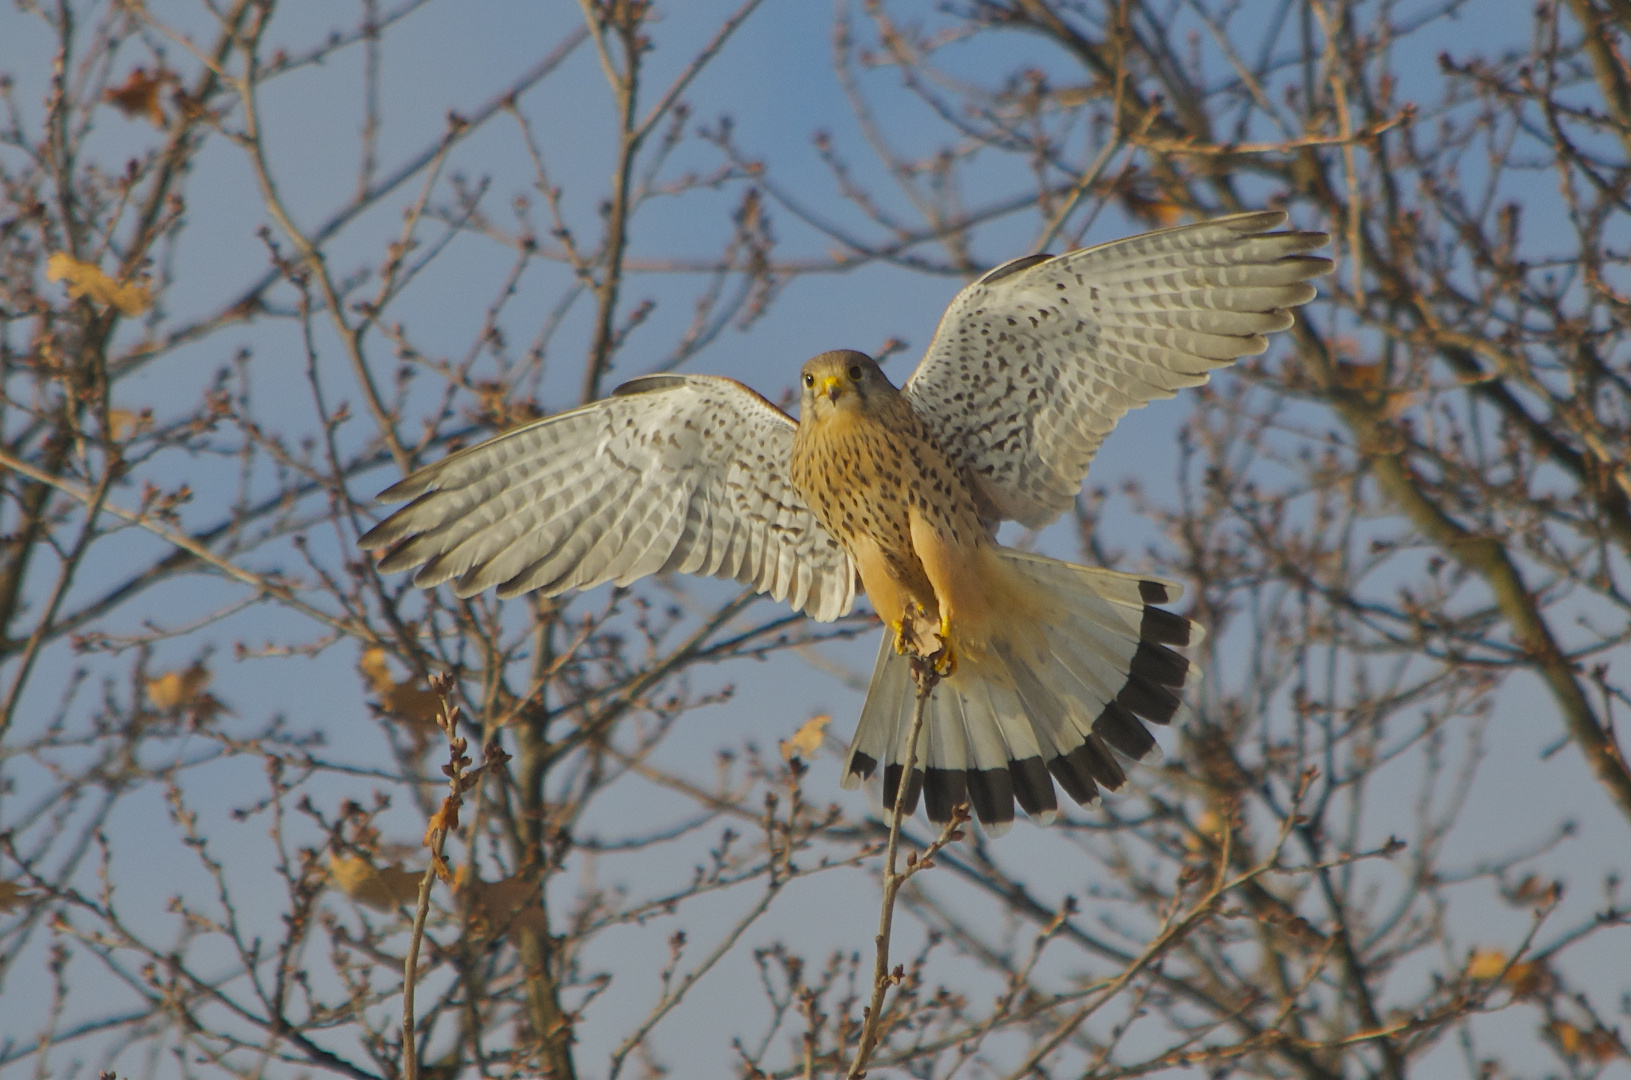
<box><xmin>904</xmin><ymin>211</ymin><xmax>1331</xmax><ymax>528</ymax></box>
<box><xmin>359</xmin><ymin>374</ymin><xmax>856</xmax><ymax>621</ymax></box>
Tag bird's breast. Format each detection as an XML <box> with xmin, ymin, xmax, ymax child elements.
<box><xmin>792</xmin><ymin>405</ymin><xmax>986</xmax><ymax>561</ymax></box>
<box><xmin>792</xmin><ymin>410</ymin><xmax>909</xmax><ymax>544</ymax></box>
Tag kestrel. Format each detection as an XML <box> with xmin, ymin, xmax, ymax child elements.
<box><xmin>360</xmin><ymin>212</ymin><xmax>1330</xmax><ymax>832</ymax></box>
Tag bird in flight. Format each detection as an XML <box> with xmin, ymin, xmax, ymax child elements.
<box><xmin>360</xmin><ymin>212</ymin><xmax>1330</xmax><ymax>833</ymax></box>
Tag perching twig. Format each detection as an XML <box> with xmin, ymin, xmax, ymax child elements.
<box><xmin>847</xmin><ymin>656</ymin><xmax>968</xmax><ymax>1078</ymax></box>
<box><xmin>402</xmin><ymin>674</ymin><xmax>509</xmax><ymax>1080</ymax></box>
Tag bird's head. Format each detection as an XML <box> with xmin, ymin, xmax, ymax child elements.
<box><xmin>798</xmin><ymin>350</ymin><xmax>895</xmax><ymax>421</ymax></box>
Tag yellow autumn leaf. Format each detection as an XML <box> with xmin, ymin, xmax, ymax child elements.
<box><xmin>327</xmin><ymin>853</ymin><xmax>424</xmax><ymax>911</ymax></box>
<box><xmin>107</xmin><ymin>409</ymin><xmax>149</xmax><ymax>441</ymax></box>
<box><xmin>147</xmin><ymin>663</ymin><xmax>210</xmax><ymax>709</ymax></box>
<box><xmin>0</xmin><ymin>879</ymin><xmax>39</xmax><ymax>914</ymax></box>
<box><xmin>1466</xmin><ymin>949</ymin><xmax>1548</xmax><ymax>995</ymax></box>
<box><xmin>1548</xmin><ymin>1020</ymin><xmax>1622</xmax><ymax>1061</ymax></box>
<box><xmin>1182</xmin><ymin>807</ymin><xmax>1229</xmax><ymax>854</ymax></box>
<box><xmin>780</xmin><ymin>713</ymin><xmax>831</xmax><ymax>763</ymax></box>
<box><xmin>46</xmin><ymin>252</ymin><xmax>153</xmax><ymax>316</ymax></box>
<box><xmin>1465</xmin><ymin>948</ymin><xmax>1507</xmax><ymax>981</ymax></box>
<box><xmin>1569</xmin><ymin>1025</ymin><xmax>1626</xmax><ymax>1063</ymax></box>
<box><xmin>359</xmin><ymin>647</ymin><xmax>394</xmax><ymax>694</ymax></box>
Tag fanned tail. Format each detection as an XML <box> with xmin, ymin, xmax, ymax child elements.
<box><xmin>841</xmin><ymin>549</ymin><xmax>1204</xmax><ymax>834</ymax></box>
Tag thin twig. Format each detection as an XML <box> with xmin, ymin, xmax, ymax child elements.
<box><xmin>402</xmin><ymin>675</ymin><xmax>511</xmax><ymax>1080</ymax></box>
<box><xmin>1311</xmin><ymin>0</ymin><xmax>1365</xmax><ymax>303</ymax></box>
<box><xmin>846</xmin><ymin>656</ymin><xmax>965</xmax><ymax>1078</ymax></box>
<box><xmin>1034</xmin><ymin>2</ymin><xmax>1131</xmax><ymax>253</ymax></box>
<box><xmin>0</xmin><ymin>446</ymin><xmax>356</xmax><ymax>637</ymax></box>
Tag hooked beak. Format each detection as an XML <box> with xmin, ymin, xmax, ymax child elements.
<box><xmin>819</xmin><ymin>374</ymin><xmax>843</xmax><ymax>403</ymax></box>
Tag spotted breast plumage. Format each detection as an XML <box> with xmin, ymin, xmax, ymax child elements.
<box><xmin>360</xmin><ymin>212</ymin><xmax>1331</xmax><ymax>833</ymax></box>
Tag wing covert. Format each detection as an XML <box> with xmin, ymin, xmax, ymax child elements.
<box><xmin>903</xmin><ymin>211</ymin><xmax>1330</xmax><ymax>527</ymax></box>
<box><xmin>359</xmin><ymin>375</ymin><xmax>856</xmax><ymax>621</ymax></box>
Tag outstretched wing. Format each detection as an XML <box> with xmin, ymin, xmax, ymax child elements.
<box><xmin>904</xmin><ymin>211</ymin><xmax>1330</xmax><ymax>527</ymax></box>
<box><xmin>360</xmin><ymin>374</ymin><xmax>856</xmax><ymax>621</ymax></box>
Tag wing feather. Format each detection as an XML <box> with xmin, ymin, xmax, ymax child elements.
<box><xmin>904</xmin><ymin>211</ymin><xmax>1329</xmax><ymax>526</ymax></box>
<box><xmin>360</xmin><ymin>375</ymin><xmax>855</xmax><ymax>620</ymax></box>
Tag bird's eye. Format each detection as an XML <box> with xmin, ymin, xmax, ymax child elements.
<box><xmin>847</xmin><ymin>364</ymin><xmax>863</xmax><ymax>380</ymax></box>
<box><xmin>803</xmin><ymin>373</ymin><xmax>815</xmax><ymax>387</ymax></box>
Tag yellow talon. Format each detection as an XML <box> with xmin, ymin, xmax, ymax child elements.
<box><xmin>891</xmin><ymin>603</ymin><xmax>954</xmax><ymax>674</ymax></box>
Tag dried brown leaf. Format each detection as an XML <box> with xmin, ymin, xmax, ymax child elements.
<box><xmin>463</xmin><ymin>873</ymin><xmax>549</xmax><ymax>936</ymax></box>
<box><xmin>1554</xmin><ymin>1023</ymin><xmax>1627</xmax><ymax>1063</ymax></box>
<box><xmin>0</xmin><ymin>879</ymin><xmax>39</xmax><ymax>914</ymax></box>
<box><xmin>1508</xmin><ymin>875</ymin><xmax>1559</xmax><ymax>906</ymax></box>
<box><xmin>360</xmin><ymin>647</ymin><xmax>441</xmax><ymax>725</ymax></box>
<box><xmin>1334</xmin><ymin>359</ymin><xmax>1385</xmax><ymax>393</ymax></box>
<box><xmin>424</xmin><ymin>797</ymin><xmax>461</xmax><ymax>845</ymax></box>
<box><xmin>103</xmin><ymin>67</ymin><xmax>170</xmax><ymax>127</ymax></box>
<box><xmin>1503</xmin><ymin>960</ymin><xmax>1546</xmax><ymax>998</ymax></box>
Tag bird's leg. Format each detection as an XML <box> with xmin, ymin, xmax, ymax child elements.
<box><xmin>893</xmin><ymin>600</ymin><xmax>955</xmax><ymax>675</ymax></box>
<box><xmin>936</xmin><ymin>614</ymin><xmax>956</xmax><ymax>674</ymax></box>
<box><xmin>889</xmin><ymin>600</ymin><xmax>924</xmax><ymax>655</ymax></box>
